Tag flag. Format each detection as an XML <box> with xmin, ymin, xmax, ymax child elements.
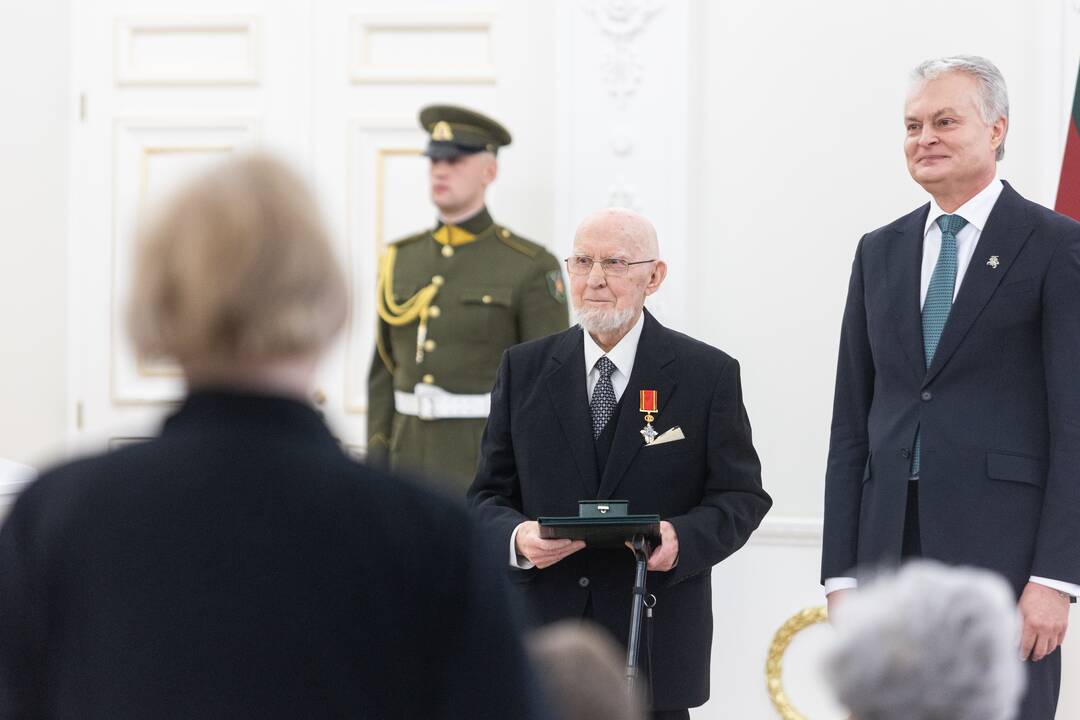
<box><xmin>1055</xmin><ymin>58</ymin><xmax>1080</xmax><ymax>220</ymax></box>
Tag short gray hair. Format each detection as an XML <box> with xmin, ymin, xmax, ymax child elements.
<box><xmin>129</xmin><ymin>153</ymin><xmax>348</xmax><ymax>367</ymax></box>
<box><xmin>825</xmin><ymin>561</ymin><xmax>1025</xmax><ymax>720</ymax></box>
<box><xmin>912</xmin><ymin>55</ymin><xmax>1009</xmax><ymax>161</ymax></box>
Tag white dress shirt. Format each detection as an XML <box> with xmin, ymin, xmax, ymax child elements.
<box><xmin>919</xmin><ymin>175</ymin><xmax>1003</xmax><ymax>305</ymax></box>
<box><xmin>509</xmin><ymin>312</ymin><xmax>646</xmax><ymax>569</ymax></box>
<box><xmin>826</xmin><ymin>178</ymin><xmax>1080</xmax><ymax>599</ymax></box>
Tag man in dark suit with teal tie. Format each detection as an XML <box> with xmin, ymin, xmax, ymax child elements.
<box><xmin>469</xmin><ymin>208</ymin><xmax>772</xmax><ymax>718</ymax></box>
<box><xmin>822</xmin><ymin>56</ymin><xmax>1080</xmax><ymax>719</ymax></box>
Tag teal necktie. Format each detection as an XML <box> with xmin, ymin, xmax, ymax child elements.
<box><xmin>912</xmin><ymin>214</ymin><xmax>968</xmax><ymax>477</ymax></box>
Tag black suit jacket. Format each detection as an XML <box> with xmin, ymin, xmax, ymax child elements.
<box><xmin>822</xmin><ymin>182</ymin><xmax>1080</xmax><ymax>594</ymax></box>
<box><xmin>468</xmin><ymin>310</ymin><xmax>771</xmax><ymax>710</ymax></box>
<box><xmin>0</xmin><ymin>390</ymin><xmax>543</xmax><ymax>720</ymax></box>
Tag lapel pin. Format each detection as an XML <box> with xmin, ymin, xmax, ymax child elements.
<box><xmin>986</xmin><ymin>255</ymin><xmax>1000</xmax><ymax>269</ymax></box>
<box><xmin>639</xmin><ymin>389</ymin><xmax>659</xmax><ymax>444</ymax></box>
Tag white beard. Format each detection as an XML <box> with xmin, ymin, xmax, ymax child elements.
<box><xmin>574</xmin><ymin>304</ymin><xmax>636</xmax><ymax>336</ymax></box>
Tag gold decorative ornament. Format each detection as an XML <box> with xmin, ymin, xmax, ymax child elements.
<box><xmin>765</xmin><ymin>606</ymin><xmax>828</xmax><ymax>720</ymax></box>
<box><xmin>375</xmin><ymin>246</ymin><xmax>442</xmax><ymax>366</ymax></box>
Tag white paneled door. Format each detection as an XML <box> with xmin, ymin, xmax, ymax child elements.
<box><xmin>68</xmin><ymin>0</ymin><xmax>555</xmax><ymax>452</ymax></box>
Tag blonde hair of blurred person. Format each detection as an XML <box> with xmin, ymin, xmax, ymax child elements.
<box><xmin>128</xmin><ymin>152</ymin><xmax>347</xmax><ymax>396</ymax></box>
<box><xmin>528</xmin><ymin>620</ymin><xmax>646</xmax><ymax>720</ymax></box>
<box><xmin>825</xmin><ymin>560</ymin><xmax>1026</xmax><ymax>720</ymax></box>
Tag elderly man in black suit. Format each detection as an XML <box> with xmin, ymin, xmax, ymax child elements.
<box><xmin>468</xmin><ymin>207</ymin><xmax>772</xmax><ymax>718</ymax></box>
<box><xmin>822</xmin><ymin>56</ymin><xmax>1080</xmax><ymax>719</ymax></box>
<box><xmin>0</xmin><ymin>154</ymin><xmax>543</xmax><ymax>720</ymax></box>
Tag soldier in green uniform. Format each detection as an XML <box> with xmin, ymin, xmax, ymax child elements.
<box><xmin>367</xmin><ymin>105</ymin><xmax>569</xmax><ymax>493</ymax></box>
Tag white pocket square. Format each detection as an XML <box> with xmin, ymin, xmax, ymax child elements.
<box><xmin>649</xmin><ymin>426</ymin><xmax>685</xmax><ymax>446</ymax></box>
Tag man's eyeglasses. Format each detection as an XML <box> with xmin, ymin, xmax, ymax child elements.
<box><xmin>564</xmin><ymin>255</ymin><xmax>656</xmax><ymax>277</ymax></box>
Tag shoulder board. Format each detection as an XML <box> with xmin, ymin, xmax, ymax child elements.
<box><xmin>494</xmin><ymin>226</ymin><xmax>542</xmax><ymax>258</ymax></box>
<box><xmin>389</xmin><ymin>229</ymin><xmax>432</xmax><ymax>247</ymax></box>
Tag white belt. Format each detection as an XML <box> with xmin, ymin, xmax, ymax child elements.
<box><xmin>394</xmin><ymin>383</ymin><xmax>491</xmax><ymax>420</ymax></box>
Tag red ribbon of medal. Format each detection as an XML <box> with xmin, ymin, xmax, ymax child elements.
<box><xmin>639</xmin><ymin>390</ymin><xmax>658</xmax><ymax>421</ymax></box>
<box><xmin>639</xmin><ymin>390</ymin><xmax>659</xmax><ymax>444</ymax></box>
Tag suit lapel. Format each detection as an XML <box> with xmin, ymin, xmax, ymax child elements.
<box><xmin>597</xmin><ymin>311</ymin><xmax>677</xmax><ymax>500</ymax></box>
<box><xmin>888</xmin><ymin>204</ymin><xmax>930</xmax><ymax>383</ymax></box>
<box><xmin>544</xmin><ymin>328</ymin><xmax>600</xmax><ymax>497</ymax></box>
<box><xmin>923</xmin><ymin>182</ymin><xmax>1034</xmax><ymax>386</ymax></box>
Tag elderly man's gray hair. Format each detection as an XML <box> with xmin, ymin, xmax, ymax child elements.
<box><xmin>825</xmin><ymin>560</ymin><xmax>1025</xmax><ymax>720</ymax></box>
<box><xmin>912</xmin><ymin>55</ymin><xmax>1009</xmax><ymax>161</ymax></box>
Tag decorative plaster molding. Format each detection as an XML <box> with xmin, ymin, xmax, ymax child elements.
<box><xmin>607</xmin><ymin>174</ymin><xmax>640</xmax><ymax>209</ymax></box>
<box><xmin>750</xmin><ymin>516</ymin><xmax>824</xmax><ymax>547</ymax></box>
<box><xmin>581</xmin><ymin>0</ymin><xmax>664</xmax><ymax>108</ymax></box>
<box><xmin>610</xmin><ymin>125</ymin><xmax>634</xmax><ymax>156</ymax></box>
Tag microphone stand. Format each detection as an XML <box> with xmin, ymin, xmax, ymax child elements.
<box><xmin>625</xmin><ymin>533</ymin><xmax>655</xmax><ymax>697</ymax></box>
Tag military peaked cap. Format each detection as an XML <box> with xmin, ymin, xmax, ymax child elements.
<box><xmin>419</xmin><ymin>104</ymin><xmax>512</xmax><ymax>159</ymax></box>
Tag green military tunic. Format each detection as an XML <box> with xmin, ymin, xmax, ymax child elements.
<box><xmin>367</xmin><ymin>207</ymin><xmax>568</xmax><ymax>493</ymax></box>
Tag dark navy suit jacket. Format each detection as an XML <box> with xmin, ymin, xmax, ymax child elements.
<box><xmin>0</xmin><ymin>391</ymin><xmax>544</xmax><ymax>719</ymax></box>
<box><xmin>468</xmin><ymin>310</ymin><xmax>771</xmax><ymax>710</ymax></box>
<box><xmin>822</xmin><ymin>182</ymin><xmax>1080</xmax><ymax>595</ymax></box>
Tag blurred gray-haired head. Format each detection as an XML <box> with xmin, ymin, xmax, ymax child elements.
<box><xmin>825</xmin><ymin>560</ymin><xmax>1025</xmax><ymax>720</ymax></box>
<box><xmin>911</xmin><ymin>55</ymin><xmax>1009</xmax><ymax>160</ymax></box>
<box><xmin>527</xmin><ymin>620</ymin><xmax>645</xmax><ymax>720</ymax></box>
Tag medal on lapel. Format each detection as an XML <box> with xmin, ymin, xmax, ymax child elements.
<box><xmin>639</xmin><ymin>389</ymin><xmax>659</xmax><ymax>444</ymax></box>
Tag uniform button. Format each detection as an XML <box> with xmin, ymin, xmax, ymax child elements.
<box><xmin>428</xmin><ymin>305</ymin><xmax>441</xmax><ymax>318</ymax></box>
<box><xmin>901</xmin><ymin>448</ymin><xmax>911</xmax><ymax>459</ymax></box>
<box><xmin>431</xmin><ymin>275</ymin><xmax>445</xmax><ymax>287</ymax></box>
<box><xmin>481</xmin><ymin>294</ymin><xmax>493</xmax><ymax>304</ymax></box>
<box><xmin>441</xmin><ymin>245</ymin><xmax>454</xmax><ymax>258</ymax></box>
<box><xmin>501</xmin><ymin>228</ymin><xmax>511</xmax><ymax>238</ymax></box>
<box><xmin>921</xmin><ymin>391</ymin><xmax>932</xmax><ymax>401</ymax></box>
<box><xmin>423</xmin><ymin>339</ymin><xmax>437</xmax><ymax>352</ymax></box>
<box><xmin>578</xmin><ymin>577</ymin><xmax>590</xmax><ymax>588</ymax></box>
<box><xmin>422</xmin><ymin>374</ymin><xmax>435</xmax><ymax>384</ymax></box>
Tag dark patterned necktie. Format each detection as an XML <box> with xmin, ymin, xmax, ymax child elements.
<box><xmin>912</xmin><ymin>213</ymin><xmax>968</xmax><ymax>476</ymax></box>
<box><xmin>590</xmin><ymin>356</ymin><xmax>618</xmax><ymax>439</ymax></box>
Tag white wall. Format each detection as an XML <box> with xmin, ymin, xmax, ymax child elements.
<box><xmin>0</xmin><ymin>1</ymin><xmax>69</xmax><ymax>470</ymax></box>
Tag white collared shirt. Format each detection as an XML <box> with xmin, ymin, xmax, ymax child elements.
<box><xmin>509</xmin><ymin>311</ymin><xmax>646</xmax><ymax>569</ymax></box>
<box><xmin>920</xmin><ymin>176</ymin><xmax>1003</xmax><ymax>306</ymax></box>
<box><xmin>582</xmin><ymin>310</ymin><xmax>645</xmax><ymax>404</ymax></box>
<box><xmin>826</xmin><ymin>177</ymin><xmax>1080</xmax><ymax>599</ymax></box>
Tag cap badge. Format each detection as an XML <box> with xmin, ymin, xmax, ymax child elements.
<box><xmin>432</xmin><ymin>121</ymin><xmax>454</xmax><ymax>141</ymax></box>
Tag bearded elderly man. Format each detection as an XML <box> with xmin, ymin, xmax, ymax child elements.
<box><xmin>823</xmin><ymin>56</ymin><xmax>1080</xmax><ymax>720</ymax></box>
<box><xmin>468</xmin><ymin>208</ymin><xmax>771</xmax><ymax>718</ymax></box>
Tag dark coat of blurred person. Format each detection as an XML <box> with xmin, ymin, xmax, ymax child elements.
<box><xmin>0</xmin><ymin>154</ymin><xmax>545</xmax><ymax>720</ymax></box>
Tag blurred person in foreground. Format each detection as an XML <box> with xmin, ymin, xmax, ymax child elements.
<box><xmin>826</xmin><ymin>560</ymin><xmax>1026</xmax><ymax>720</ymax></box>
<box><xmin>0</xmin><ymin>153</ymin><xmax>543</xmax><ymax>720</ymax></box>
<box><xmin>528</xmin><ymin>620</ymin><xmax>646</xmax><ymax>720</ymax></box>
